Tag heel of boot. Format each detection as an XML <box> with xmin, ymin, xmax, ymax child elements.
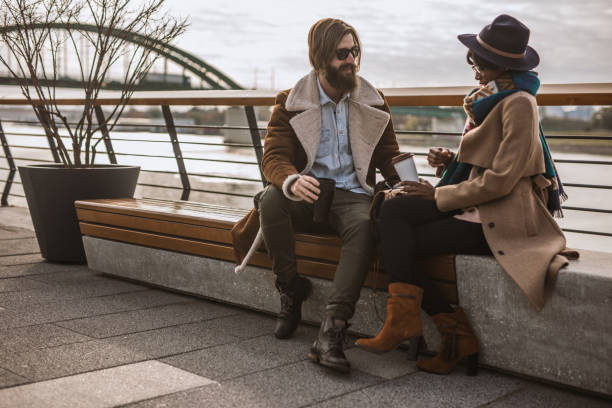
<box><xmin>406</xmin><ymin>336</ymin><xmax>425</xmax><ymax>361</ymax></box>
<box><xmin>465</xmin><ymin>353</ymin><xmax>478</xmax><ymax>376</ymax></box>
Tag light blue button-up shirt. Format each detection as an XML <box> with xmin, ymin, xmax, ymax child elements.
<box><xmin>310</xmin><ymin>77</ymin><xmax>368</xmax><ymax>195</ymax></box>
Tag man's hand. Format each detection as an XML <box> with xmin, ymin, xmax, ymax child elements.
<box><xmin>427</xmin><ymin>147</ymin><xmax>453</xmax><ymax>168</ymax></box>
<box><xmin>397</xmin><ymin>178</ymin><xmax>435</xmax><ymax>200</ymax></box>
<box><xmin>290</xmin><ymin>175</ymin><xmax>321</xmax><ymax>203</ymax></box>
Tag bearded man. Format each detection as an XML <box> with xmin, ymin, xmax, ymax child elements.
<box><xmin>231</xmin><ymin>18</ymin><xmax>401</xmax><ymax>373</ymax></box>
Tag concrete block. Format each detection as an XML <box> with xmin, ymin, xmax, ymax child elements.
<box><xmin>455</xmin><ymin>253</ymin><xmax>612</xmax><ymax>396</ymax></box>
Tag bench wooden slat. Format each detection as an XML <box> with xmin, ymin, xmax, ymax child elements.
<box><xmin>77</xmin><ymin>208</ymin><xmax>344</xmax><ymax>262</ymax></box>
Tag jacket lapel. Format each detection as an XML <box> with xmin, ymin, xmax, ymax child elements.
<box><xmin>284</xmin><ymin>71</ymin><xmax>390</xmax><ymax>185</ymax></box>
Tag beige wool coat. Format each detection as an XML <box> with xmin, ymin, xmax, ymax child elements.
<box><xmin>435</xmin><ymin>91</ymin><xmax>568</xmax><ymax>311</ymax></box>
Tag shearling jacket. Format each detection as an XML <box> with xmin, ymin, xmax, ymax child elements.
<box><xmin>435</xmin><ymin>91</ymin><xmax>568</xmax><ymax>311</ymax></box>
<box><xmin>232</xmin><ymin>71</ymin><xmax>401</xmax><ymax>265</ymax></box>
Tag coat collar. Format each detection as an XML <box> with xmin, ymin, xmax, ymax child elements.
<box><xmin>285</xmin><ymin>70</ymin><xmax>384</xmax><ymax>112</ymax></box>
<box><xmin>285</xmin><ymin>70</ymin><xmax>390</xmax><ymax>194</ymax></box>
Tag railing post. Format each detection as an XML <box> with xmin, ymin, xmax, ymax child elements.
<box><xmin>94</xmin><ymin>106</ymin><xmax>117</xmax><ymax>164</ymax></box>
<box><xmin>0</xmin><ymin>119</ymin><xmax>16</xmax><ymax>206</ymax></box>
<box><xmin>161</xmin><ymin>105</ymin><xmax>191</xmax><ymax>201</ymax></box>
<box><xmin>244</xmin><ymin>106</ymin><xmax>266</xmax><ymax>187</ymax></box>
<box><xmin>36</xmin><ymin>107</ymin><xmax>61</xmax><ymax>163</ymax></box>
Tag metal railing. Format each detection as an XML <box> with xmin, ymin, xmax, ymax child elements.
<box><xmin>0</xmin><ymin>84</ymin><xmax>611</xmax><ymax>244</ymax></box>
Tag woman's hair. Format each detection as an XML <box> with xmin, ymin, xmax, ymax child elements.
<box><xmin>466</xmin><ymin>50</ymin><xmax>503</xmax><ymax>71</ymax></box>
<box><xmin>308</xmin><ymin>18</ymin><xmax>361</xmax><ymax>72</ymax></box>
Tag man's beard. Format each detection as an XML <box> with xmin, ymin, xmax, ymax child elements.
<box><xmin>324</xmin><ymin>63</ymin><xmax>358</xmax><ymax>94</ymax></box>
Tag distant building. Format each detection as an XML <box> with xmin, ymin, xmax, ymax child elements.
<box><xmin>140</xmin><ymin>73</ymin><xmax>192</xmax><ymax>89</ymax></box>
<box><xmin>539</xmin><ymin>106</ymin><xmax>595</xmax><ymax>121</ymax></box>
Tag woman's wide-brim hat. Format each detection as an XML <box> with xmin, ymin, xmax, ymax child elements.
<box><xmin>458</xmin><ymin>14</ymin><xmax>539</xmax><ymax>71</ymax></box>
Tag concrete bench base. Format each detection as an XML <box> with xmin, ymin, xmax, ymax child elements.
<box><xmin>83</xmin><ymin>236</ymin><xmax>611</xmax><ymax>396</ymax></box>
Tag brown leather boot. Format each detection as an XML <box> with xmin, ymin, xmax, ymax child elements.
<box><xmin>416</xmin><ymin>306</ymin><xmax>479</xmax><ymax>375</ymax></box>
<box><xmin>355</xmin><ymin>282</ymin><xmax>423</xmax><ymax>353</ymax></box>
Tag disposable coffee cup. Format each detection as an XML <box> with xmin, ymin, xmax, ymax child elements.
<box><xmin>391</xmin><ymin>153</ymin><xmax>418</xmax><ymax>182</ymax></box>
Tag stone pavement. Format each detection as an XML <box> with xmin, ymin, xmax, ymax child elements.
<box><xmin>0</xmin><ymin>205</ymin><xmax>610</xmax><ymax>407</ymax></box>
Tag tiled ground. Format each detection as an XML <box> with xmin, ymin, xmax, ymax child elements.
<box><xmin>0</xmin><ymin>206</ymin><xmax>610</xmax><ymax>407</ymax></box>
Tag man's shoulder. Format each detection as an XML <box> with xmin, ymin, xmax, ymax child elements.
<box><xmin>274</xmin><ymin>89</ymin><xmax>292</xmax><ymax>107</ymax></box>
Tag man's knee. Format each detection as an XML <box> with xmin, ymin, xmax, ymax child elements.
<box><xmin>341</xmin><ymin>215</ymin><xmax>374</xmax><ymax>244</ymax></box>
<box><xmin>258</xmin><ymin>184</ymin><xmax>289</xmax><ymax>222</ymax></box>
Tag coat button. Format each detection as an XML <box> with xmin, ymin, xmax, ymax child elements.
<box><xmin>498</xmin><ymin>250</ymin><xmax>505</xmax><ymax>255</ymax></box>
<box><xmin>488</xmin><ymin>222</ymin><xmax>495</xmax><ymax>228</ymax></box>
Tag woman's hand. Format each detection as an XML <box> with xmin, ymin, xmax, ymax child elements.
<box><xmin>427</xmin><ymin>147</ymin><xmax>454</xmax><ymax>168</ymax></box>
<box><xmin>398</xmin><ymin>178</ymin><xmax>435</xmax><ymax>200</ymax></box>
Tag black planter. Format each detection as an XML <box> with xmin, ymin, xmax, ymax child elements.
<box><xmin>19</xmin><ymin>164</ymin><xmax>140</xmax><ymax>263</ymax></box>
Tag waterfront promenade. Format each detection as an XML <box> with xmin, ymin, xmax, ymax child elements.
<box><xmin>0</xmin><ymin>205</ymin><xmax>609</xmax><ymax>407</ymax></box>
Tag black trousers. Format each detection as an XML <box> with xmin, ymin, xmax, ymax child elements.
<box><xmin>377</xmin><ymin>195</ymin><xmax>492</xmax><ymax>316</ymax></box>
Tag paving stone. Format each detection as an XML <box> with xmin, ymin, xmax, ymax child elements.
<box><xmin>0</xmin><ymin>367</ymin><xmax>29</xmax><ymax>389</ymax></box>
<box><xmin>0</xmin><ymin>279</ymin><xmax>149</xmax><ymax>309</ymax></box>
<box><xmin>486</xmin><ymin>383</ymin><xmax>612</xmax><ymax>407</ymax></box>
<box><xmin>106</xmin><ymin>319</ymin><xmax>240</xmax><ymax>361</ymax></box>
<box><xmin>162</xmin><ymin>325</ymin><xmax>318</xmax><ymax>381</ymax></box>
<box><xmin>126</xmin><ymin>360</ymin><xmax>383</xmax><ymax>408</ymax></box>
<box><xmin>311</xmin><ymin>369</ymin><xmax>525</xmax><ymax>408</ymax></box>
<box><xmin>25</xmin><ymin>268</ymin><xmax>99</xmax><ymax>283</ymax></box>
<box><xmin>0</xmin><ymin>324</ymin><xmax>92</xmax><ymax>353</ymax></box>
<box><xmin>344</xmin><ymin>348</ymin><xmax>418</xmax><ymax>379</ymax></box>
<box><xmin>0</xmin><ymin>253</ymin><xmax>44</xmax><ymax>266</ymax></box>
<box><xmin>194</xmin><ymin>310</ymin><xmax>277</xmax><ymax>339</ymax></box>
<box><xmin>0</xmin><ymin>360</ymin><xmax>215</xmax><ymax>408</ymax></box>
<box><xmin>0</xmin><ymin>262</ymin><xmax>92</xmax><ymax>278</ymax></box>
<box><xmin>0</xmin><ymin>226</ymin><xmax>35</xmax><ymax>240</ymax></box>
<box><xmin>0</xmin><ymin>277</ymin><xmax>51</xmax><ymax>293</ymax></box>
<box><xmin>0</xmin><ymin>237</ymin><xmax>39</xmax><ymax>256</ymax></box>
<box><xmin>0</xmin><ymin>338</ymin><xmax>149</xmax><ymax>381</ymax></box>
<box><xmin>56</xmin><ymin>301</ymin><xmax>240</xmax><ymax>338</ymax></box>
<box><xmin>0</xmin><ymin>290</ymin><xmax>193</xmax><ymax>330</ymax></box>
<box><xmin>0</xmin><ymin>318</ymin><xmax>229</xmax><ymax>382</ymax></box>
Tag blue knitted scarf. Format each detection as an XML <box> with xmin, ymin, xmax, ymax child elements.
<box><xmin>437</xmin><ymin>71</ymin><xmax>566</xmax><ymax>217</ymax></box>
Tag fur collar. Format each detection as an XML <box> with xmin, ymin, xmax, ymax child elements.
<box><xmin>285</xmin><ymin>70</ymin><xmax>384</xmax><ymax>112</ymax></box>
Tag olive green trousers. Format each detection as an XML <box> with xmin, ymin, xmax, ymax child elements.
<box><xmin>258</xmin><ymin>184</ymin><xmax>375</xmax><ymax>321</ymax></box>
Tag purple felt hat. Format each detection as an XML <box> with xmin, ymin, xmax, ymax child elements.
<box><xmin>458</xmin><ymin>14</ymin><xmax>539</xmax><ymax>71</ymax></box>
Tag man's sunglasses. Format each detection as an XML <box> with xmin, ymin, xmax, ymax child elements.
<box><xmin>336</xmin><ymin>46</ymin><xmax>360</xmax><ymax>60</ymax></box>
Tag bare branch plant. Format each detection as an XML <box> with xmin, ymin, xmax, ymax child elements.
<box><xmin>0</xmin><ymin>0</ymin><xmax>188</xmax><ymax>166</ymax></box>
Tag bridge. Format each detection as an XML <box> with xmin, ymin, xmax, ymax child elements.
<box><xmin>0</xmin><ymin>23</ymin><xmax>243</xmax><ymax>90</ymax></box>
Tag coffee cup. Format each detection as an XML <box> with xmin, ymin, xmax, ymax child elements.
<box><xmin>392</xmin><ymin>153</ymin><xmax>418</xmax><ymax>182</ymax></box>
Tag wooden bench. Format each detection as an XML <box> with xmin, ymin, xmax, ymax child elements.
<box><xmin>75</xmin><ymin>198</ymin><xmax>458</xmax><ymax>303</ymax></box>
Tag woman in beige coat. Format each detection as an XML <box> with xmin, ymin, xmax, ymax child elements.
<box><xmin>355</xmin><ymin>15</ymin><xmax>569</xmax><ymax>375</ymax></box>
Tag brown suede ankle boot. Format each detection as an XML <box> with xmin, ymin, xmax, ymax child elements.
<box><xmin>355</xmin><ymin>282</ymin><xmax>423</xmax><ymax>353</ymax></box>
<box><xmin>416</xmin><ymin>306</ymin><xmax>479</xmax><ymax>375</ymax></box>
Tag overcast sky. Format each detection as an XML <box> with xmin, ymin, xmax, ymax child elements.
<box><xmin>157</xmin><ymin>0</ymin><xmax>612</xmax><ymax>89</ymax></box>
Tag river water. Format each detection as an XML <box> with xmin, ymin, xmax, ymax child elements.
<box><xmin>1</xmin><ymin>124</ymin><xmax>610</xmax><ymax>253</ymax></box>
